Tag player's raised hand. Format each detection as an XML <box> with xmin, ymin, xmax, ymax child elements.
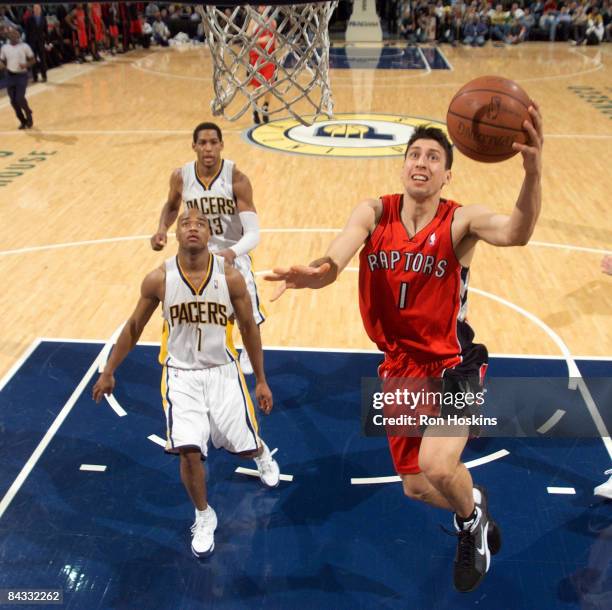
<box><xmin>150</xmin><ymin>232</ymin><xmax>167</xmax><ymax>251</ymax></box>
<box><xmin>92</xmin><ymin>372</ymin><xmax>115</xmax><ymax>403</ymax></box>
<box><xmin>255</xmin><ymin>380</ymin><xmax>273</xmax><ymax>414</ymax></box>
<box><xmin>264</xmin><ymin>262</ymin><xmax>332</xmax><ymax>301</ymax></box>
<box><xmin>512</xmin><ymin>100</ymin><xmax>543</xmax><ymax>176</ymax></box>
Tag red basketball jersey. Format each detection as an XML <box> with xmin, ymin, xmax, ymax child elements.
<box><xmin>358</xmin><ymin>194</ymin><xmax>476</xmax><ymax>361</ymax></box>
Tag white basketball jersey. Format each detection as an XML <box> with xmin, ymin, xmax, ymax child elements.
<box><xmin>160</xmin><ymin>254</ymin><xmax>237</xmax><ymax>369</ymax></box>
<box><xmin>181</xmin><ymin>159</ymin><xmax>243</xmax><ymax>251</ymax></box>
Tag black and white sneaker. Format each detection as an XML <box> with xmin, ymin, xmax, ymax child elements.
<box><xmin>453</xmin><ymin>506</ymin><xmax>490</xmax><ymax>592</ymax></box>
<box><xmin>473</xmin><ymin>485</ymin><xmax>502</xmax><ymax>555</ymax></box>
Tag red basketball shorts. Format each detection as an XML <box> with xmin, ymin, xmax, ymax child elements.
<box><xmin>378</xmin><ymin>350</ymin><xmax>489</xmax><ymax>475</ymax></box>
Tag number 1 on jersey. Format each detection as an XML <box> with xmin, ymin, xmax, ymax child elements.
<box><xmin>196</xmin><ymin>327</ymin><xmax>203</xmax><ymax>351</ymax></box>
<box><xmin>398</xmin><ymin>281</ymin><xmax>409</xmax><ymax>309</ymax></box>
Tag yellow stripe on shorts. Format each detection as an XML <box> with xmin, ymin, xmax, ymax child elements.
<box><xmin>237</xmin><ymin>364</ymin><xmax>259</xmax><ymax>436</ymax></box>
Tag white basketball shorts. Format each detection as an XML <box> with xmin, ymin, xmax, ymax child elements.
<box><xmin>161</xmin><ymin>361</ymin><xmax>260</xmax><ymax>457</ymax></box>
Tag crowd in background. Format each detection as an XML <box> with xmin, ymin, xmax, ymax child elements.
<box><xmin>380</xmin><ymin>0</ymin><xmax>611</xmax><ymax>46</ymax></box>
<box><xmin>0</xmin><ymin>2</ymin><xmax>203</xmax><ymax>76</ymax></box>
<box><xmin>1</xmin><ymin>1</ymin><xmax>610</xmax><ymax>82</ymax></box>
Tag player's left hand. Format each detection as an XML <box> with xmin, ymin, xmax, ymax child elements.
<box><xmin>255</xmin><ymin>380</ymin><xmax>273</xmax><ymax>414</ymax></box>
<box><xmin>264</xmin><ymin>262</ymin><xmax>332</xmax><ymax>301</ymax></box>
<box><xmin>512</xmin><ymin>100</ymin><xmax>543</xmax><ymax>177</ymax></box>
<box><xmin>218</xmin><ymin>249</ymin><xmax>237</xmax><ymax>265</ymax></box>
<box><xmin>92</xmin><ymin>372</ymin><xmax>115</xmax><ymax>403</ymax></box>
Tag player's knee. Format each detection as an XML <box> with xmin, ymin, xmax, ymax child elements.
<box><xmin>401</xmin><ymin>476</ymin><xmax>432</xmax><ymax>503</ymax></box>
<box><xmin>403</xmin><ymin>484</ymin><xmax>430</xmax><ymax>503</ymax></box>
<box><xmin>419</xmin><ymin>460</ymin><xmax>455</xmax><ymax>489</ymax></box>
<box><xmin>179</xmin><ymin>448</ymin><xmax>201</xmax><ymax>468</ymax></box>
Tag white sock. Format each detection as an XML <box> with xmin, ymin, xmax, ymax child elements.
<box><xmin>256</xmin><ymin>441</ymin><xmax>270</xmax><ymax>461</ymax></box>
<box><xmin>196</xmin><ymin>505</ymin><xmax>212</xmax><ymax>518</ymax></box>
<box><xmin>456</xmin><ymin>506</ymin><xmax>481</xmax><ymax>531</ymax></box>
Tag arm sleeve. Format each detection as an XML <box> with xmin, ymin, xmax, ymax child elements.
<box><xmin>229</xmin><ymin>211</ymin><xmax>260</xmax><ymax>257</ymax></box>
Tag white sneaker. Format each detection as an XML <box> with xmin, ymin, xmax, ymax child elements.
<box><xmin>594</xmin><ymin>470</ymin><xmax>612</xmax><ymax>499</ymax></box>
<box><xmin>190</xmin><ymin>505</ymin><xmax>217</xmax><ymax>558</ymax></box>
<box><xmin>240</xmin><ymin>349</ymin><xmax>254</xmax><ymax>375</ymax></box>
<box><xmin>254</xmin><ymin>443</ymin><xmax>280</xmax><ymax>488</ymax></box>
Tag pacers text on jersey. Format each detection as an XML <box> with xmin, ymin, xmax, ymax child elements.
<box><xmin>169</xmin><ymin>301</ymin><xmax>229</xmax><ymax>327</ymax></box>
<box><xmin>185</xmin><ymin>196</ymin><xmax>237</xmax><ymax>216</ymax></box>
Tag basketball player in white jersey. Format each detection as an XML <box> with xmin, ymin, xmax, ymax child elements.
<box><xmin>150</xmin><ymin>122</ymin><xmax>264</xmax><ymax>375</ymax></box>
<box><xmin>94</xmin><ymin>207</ymin><xmax>280</xmax><ymax>559</ymax></box>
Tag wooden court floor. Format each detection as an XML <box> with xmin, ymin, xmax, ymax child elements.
<box><xmin>0</xmin><ymin>42</ymin><xmax>610</xmax><ymax>379</ymax></box>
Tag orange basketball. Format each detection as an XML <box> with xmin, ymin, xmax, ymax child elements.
<box><xmin>446</xmin><ymin>76</ymin><xmax>531</xmax><ymax>163</ymax></box>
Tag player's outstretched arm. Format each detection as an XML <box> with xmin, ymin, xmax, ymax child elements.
<box><xmin>92</xmin><ymin>268</ymin><xmax>164</xmax><ymax>402</ymax></box>
<box><xmin>265</xmin><ymin>199</ymin><xmax>379</xmax><ymax>300</ymax></box>
<box><xmin>460</xmin><ymin>101</ymin><xmax>543</xmax><ymax>247</ymax></box>
<box><xmin>151</xmin><ymin>169</ymin><xmax>183</xmax><ymax>251</ymax></box>
<box><xmin>226</xmin><ymin>265</ymin><xmax>273</xmax><ymax>414</ymax></box>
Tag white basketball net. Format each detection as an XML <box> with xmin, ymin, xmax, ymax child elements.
<box><xmin>199</xmin><ymin>3</ymin><xmax>338</xmax><ymax>125</ymax></box>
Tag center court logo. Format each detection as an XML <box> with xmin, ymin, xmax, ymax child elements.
<box><xmin>246</xmin><ymin>113</ymin><xmax>447</xmax><ymax>158</ymax></box>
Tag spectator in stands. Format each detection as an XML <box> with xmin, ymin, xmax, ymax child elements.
<box><xmin>520</xmin><ymin>7</ymin><xmax>537</xmax><ymax>39</ymax></box>
<box><xmin>510</xmin><ymin>2</ymin><xmax>525</xmax><ymax>20</ymax></box>
<box><xmin>539</xmin><ymin>0</ymin><xmax>558</xmax><ymax>40</ymax></box>
<box><xmin>489</xmin><ymin>3</ymin><xmax>510</xmax><ymax>43</ymax></box>
<box><xmin>0</xmin><ymin>6</ymin><xmax>19</xmax><ymax>35</ymax></box>
<box><xmin>506</xmin><ymin>15</ymin><xmax>529</xmax><ymax>42</ymax></box>
<box><xmin>531</xmin><ymin>0</ymin><xmax>545</xmax><ymax>23</ymax></box>
<box><xmin>25</xmin><ymin>4</ymin><xmax>48</xmax><ymax>82</ymax></box>
<box><xmin>585</xmin><ymin>9</ymin><xmax>605</xmax><ymax>44</ymax></box>
<box><xmin>439</xmin><ymin>7</ymin><xmax>459</xmax><ymax>45</ymax></box>
<box><xmin>463</xmin><ymin>14</ymin><xmax>487</xmax><ymax>45</ymax></box>
<box><xmin>190</xmin><ymin>7</ymin><xmax>201</xmax><ymax>23</ymax></box>
<box><xmin>140</xmin><ymin>14</ymin><xmax>152</xmax><ymax>49</ymax></box>
<box><xmin>145</xmin><ymin>3</ymin><xmax>160</xmax><ymax>24</ymax></box>
<box><xmin>45</xmin><ymin>17</ymin><xmax>72</xmax><ymax>67</ymax></box>
<box><xmin>570</xmin><ymin>4</ymin><xmax>588</xmax><ymax>43</ymax></box>
<box><xmin>603</xmin><ymin>0</ymin><xmax>612</xmax><ymax>41</ymax></box>
<box><xmin>152</xmin><ymin>12</ymin><xmax>170</xmax><ymax>46</ymax></box>
<box><xmin>399</xmin><ymin>5</ymin><xmax>416</xmax><ymax>42</ymax></box>
<box><xmin>551</xmin><ymin>4</ymin><xmax>572</xmax><ymax>41</ymax></box>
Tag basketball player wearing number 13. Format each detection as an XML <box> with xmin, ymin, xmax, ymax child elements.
<box><xmin>151</xmin><ymin>122</ymin><xmax>265</xmax><ymax>375</ymax></box>
<box><xmin>267</xmin><ymin>104</ymin><xmax>543</xmax><ymax>592</ymax></box>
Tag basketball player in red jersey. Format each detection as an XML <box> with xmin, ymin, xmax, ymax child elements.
<box><xmin>247</xmin><ymin>6</ymin><xmax>277</xmax><ymax>124</ymax></box>
<box><xmin>266</xmin><ymin>104</ymin><xmax>543</xmax><ymax>592</ymax></box>
<box><xmin>65</xmin><ymin>4</ymin><xmax>88</xmax><ymax>63</ymax></box>
<box><xmin>88</xmin><ymin>3</ymin><xmax>105</xmax><ymax>61</ymax></box>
